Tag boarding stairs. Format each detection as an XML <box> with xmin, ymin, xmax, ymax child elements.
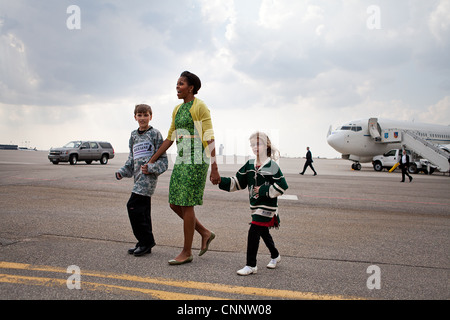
<box><xmin>368</xmin><ymin>118</ymin><xmax>450</xmax><ymax>173</ymax></box>
<box><xmin>402</xmin><ymin>130</ymin><xmax>450</xmax><ymax>173</ymax></box>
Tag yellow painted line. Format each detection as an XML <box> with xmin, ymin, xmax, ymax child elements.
<box><xmin>0</xmin><ymin>261</ymin><xmax>364</xmax><ymax>300</ymax></box>
<box><xmin>0</xmin><ymin>273</ymin><xmax>222</xmax><ymax>300</ymax></box>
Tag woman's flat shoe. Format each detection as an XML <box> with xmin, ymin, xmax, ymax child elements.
<box><xmin>168</xmin><ymin>255</ymin><xmax>193</xmax><ymax>265</ymax></box>
<box><xmin>199</xmin><ymin>232</ymin><xmax>215</xmax><ymax>256</ymax></box>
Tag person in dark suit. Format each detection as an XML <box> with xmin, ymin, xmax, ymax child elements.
<box><xmin>398</xmin><ymin>149</ymin><xmax>413</xmax><ymax>182</ymax></box>
<box><xmin>300</xmin><ymin>147</ymin><xmax>317</xmax><ymax>176</ymax></box>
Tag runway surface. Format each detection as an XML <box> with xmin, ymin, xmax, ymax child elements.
<box><xmin>0</xmin><ymin>150</ymin><xmax>449</xmax><ymax>302</ymax></box>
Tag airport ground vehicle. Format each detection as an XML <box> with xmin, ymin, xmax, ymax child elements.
<box><xmin>372</xmin><ymin>149</ymin><xmax>435</xmax><ymax>174</ymax></box>
<box><xmin>48</xmin><ymin>141</ymin><xmax>114</xmax><ymax>165</ymax></box>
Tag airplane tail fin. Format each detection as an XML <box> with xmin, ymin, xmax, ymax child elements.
<box><xmin>327</xmin><ymin>125</ymin><xmax>332</xmax><ymax>138</ymax></box>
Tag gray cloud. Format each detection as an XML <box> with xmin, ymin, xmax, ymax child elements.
<box><xmin>0</xmin><ymin>0</ymin><xmax>449</xmax><ymax>156</ymax></box>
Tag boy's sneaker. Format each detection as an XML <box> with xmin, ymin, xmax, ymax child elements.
<box><xmin>267</xmin><ymin>255</ymin><xmax>281</xmax><ymax>269</ymax></box>
<box><xmin>237</xmin><ymin>266</ymin><xmax>257</xmax><ymax>276</ymax></box>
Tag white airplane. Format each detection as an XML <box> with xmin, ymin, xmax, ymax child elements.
<box><xmin>327</xmin><ymin>117</ymin><xmax>450</xmax><ymax>171</ymax></box>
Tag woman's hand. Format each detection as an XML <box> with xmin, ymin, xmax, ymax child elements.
<box><xmin>207</xmin><ymin>139</ymin><xmax>220</xmax><ymax>185</ymax></box>
<box><xmin>210</xmin><ymin>167</ymin><xmax>221</xmax><ymax>185</ymax></box>
<box><xmin>142</xmin><ymin>139</ymin><xmax>173</xmax><ymax>174</ymax></box>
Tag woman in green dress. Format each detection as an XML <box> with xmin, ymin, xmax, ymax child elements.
<box><xmin>147</xmin><ymin>71</ymin><xmax>219</xmax><ymax>265</ymax></box>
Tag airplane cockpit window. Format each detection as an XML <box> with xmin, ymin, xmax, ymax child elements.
<box><xmin>340</xmin><ymin>126</ymin><xmax>362</xmax><ymax>132</ymax></box>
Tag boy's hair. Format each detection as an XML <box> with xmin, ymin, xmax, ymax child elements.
<box><xmin>249</xmin><ymin>131</ymin><xmax>280</xmax><ymax>161</ymax></box>
<box><xmin>134</xmin><ymin>104</ymin><xmax>152</xmax><ymax>115</ymax></box>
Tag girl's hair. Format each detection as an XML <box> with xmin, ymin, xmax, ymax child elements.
<box><xmin>180</xmin><ymin>71</ymin><xmax>201</xmax><ymax>95</ymax></box>
<box><xmin>249</xmin><ymin>131</ymin><xmax>280</xmax><ymax>161</ymax></box>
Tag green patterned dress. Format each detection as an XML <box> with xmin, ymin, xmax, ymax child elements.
<box><xmin>169</xmin><ymin>100</ymin><xmax>210</xmax><ymax>206</ymax></box>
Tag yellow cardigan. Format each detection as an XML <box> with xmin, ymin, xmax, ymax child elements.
<box><xmin>167</xmin><ymin>98</ymin><xmax>215</xmax><ymax>157</ymax></box>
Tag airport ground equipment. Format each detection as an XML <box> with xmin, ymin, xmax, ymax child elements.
<box><xmin>369</xmin><ymin>118</ymin><xmax>450</xmax><ymax>174</ymax></box>
<box><xmin>373</xmin><ymin>149</ymin><xmax>428</xmax><ymax>174</ymax></box>
<box><xmin>389</xmin><ymin>162</ymin><xmax>399</xmax><ymax>173</ymax></box>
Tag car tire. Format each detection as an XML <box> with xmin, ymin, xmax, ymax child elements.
<box><xmin>100</xmin><ymin>154</ymin><xmax>108</xmax><ymax>165</ymax></box>
<box><xmin>408</xmin><ymin>163</ymin><xmax>417</xmax><ymax>174</ymax></box>
<box><xmin>69</xmin><ymin>154</ymin><xmax>78</xmax><ymax>165</ymax></box>
<box><xmin>373</xmin><ymin>161</ymin><xmax>383</xmax><ymax>171</ymax></box>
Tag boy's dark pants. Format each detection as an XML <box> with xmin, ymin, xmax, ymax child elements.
<box><xmin>127</xmin><ymin>193</ymin><xmax>155</xmax><ymax>247</ymax></box>
<box><xmin>247</xmin><ymin>224</ymin><xmax>279</xmax><ymax>267</ymax></box>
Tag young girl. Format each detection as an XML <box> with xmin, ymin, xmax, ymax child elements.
<box><xmin>217</xmin><ymin>132</ymin><xmax>288</xmax><ymax>275</ymax></box>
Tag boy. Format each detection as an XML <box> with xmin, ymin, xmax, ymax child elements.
<box><xmin>116</xmin><ymin>104</ymin><xmax>168</xmax><ymax>256</ymax></box>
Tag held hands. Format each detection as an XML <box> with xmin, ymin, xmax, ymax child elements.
<box><xmin>141</xmin><ymin>163</ymin><xmax>149</xmax><ymax>175</ymax></box>
<box><xmin>142</xmin><ymin>155</ymin><xmax>158</xmax><ymax>174</ymax></box>
<box><xmin>210</xmin><ymin>167</ymin><xmax>221</xmax><ymax>185</ymax></box>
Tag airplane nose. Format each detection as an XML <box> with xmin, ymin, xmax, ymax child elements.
<box><xmin>327</xmin><ymin>132</ymin><xmax>344</xmax><ymax>152</ymax></box>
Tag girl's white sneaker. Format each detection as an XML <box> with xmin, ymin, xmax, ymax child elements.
<box><xmin>237</xmin><ymin>266</ymin><xmax>257</xmax><ymax>276</ymax></box>
<box><xmin>267</xmin><ymin>255</ymin><xmax>281</xmax><ymax>269</ymax></box>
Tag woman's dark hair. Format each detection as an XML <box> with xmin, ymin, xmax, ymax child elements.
<box><xmin>180</xmin><ymin>71</ymin><xmax>201</xmax><ymax>95</ymax></box>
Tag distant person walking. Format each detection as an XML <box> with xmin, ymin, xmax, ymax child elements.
<box><xmin>300</xmin><ymin>147</ymin><xmax>317</xmax><ymax>176</ymax></box>
<box><xmin>398</xmin><ymin>149</ymin><xmax>413</xmax><ymax>183</ymax></box>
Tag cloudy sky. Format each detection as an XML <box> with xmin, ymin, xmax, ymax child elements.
<box><xmin>1</xmin><ymin>0</ymin><xmax>449</xmax><ymax>158</ymax></box>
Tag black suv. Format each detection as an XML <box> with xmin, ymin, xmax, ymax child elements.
<box><xmin>48</xmin><ymin>141</ymin><xmax>115</xmax><ymax>165</ymax></box>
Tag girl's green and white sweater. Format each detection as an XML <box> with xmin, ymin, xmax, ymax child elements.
<box><xmin>219</xmin><ymin>158</ymin><xmax>288</xmax><ymax>227</ymax></box>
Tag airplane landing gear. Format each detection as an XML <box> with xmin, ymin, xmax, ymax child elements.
<box><xmin>352</xmin><ymin>162</ymin><xmax>362</xmax><ymax>170</ymax></box>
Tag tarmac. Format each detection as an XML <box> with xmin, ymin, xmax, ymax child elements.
<box><xmin>0</xmin><ymin>150</ymin><xmax>449</xmax><ymax>304</ymax></box>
